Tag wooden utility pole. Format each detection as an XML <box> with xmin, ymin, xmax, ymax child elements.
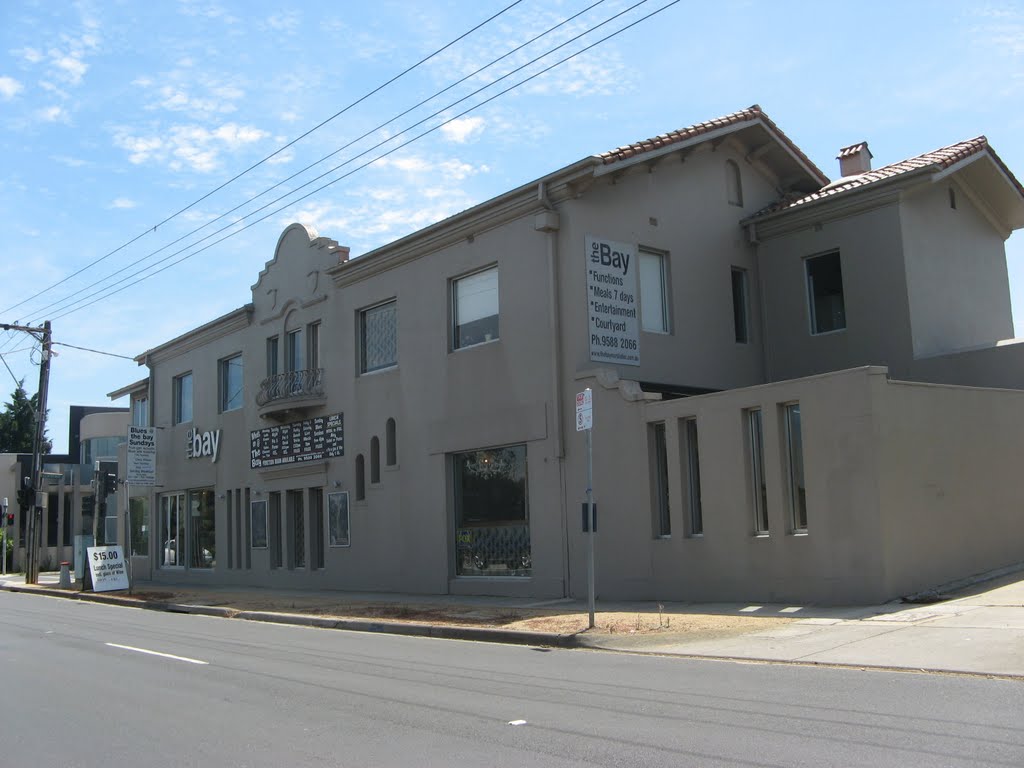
<box><xmin>21</xmin><ymin>321</ymin><xmax>51</xmax><ymax>585</ymax></box>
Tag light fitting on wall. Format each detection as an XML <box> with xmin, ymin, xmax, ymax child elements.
<box><xmin>332</xmin><ymin>480</ymin><xmax>342</xmax><ymax>488</ymax></box>
<box><xmin>217</xmin><ymin>493</ymin><xmax>226</xmax><ymax>500</ymax></box>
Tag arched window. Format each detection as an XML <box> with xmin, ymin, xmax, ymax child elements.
<box><xmin>386</xmin><ymin>418</ymin><xmax>397</xmax><ymax>466</ymax></box>
<box><xmin>355</xmin><ymin>455</ymin><xmax>366</xmax><ymax>501</ymax></box>
<box><xmin>370</xmin><ymin>436</ymin><xmax>380</xmax><ymax>484</ymax></box>
<box><xmin>725</xmin><ymin>159</ymin><xmax>743</xmax><ymax>207</ymax></box>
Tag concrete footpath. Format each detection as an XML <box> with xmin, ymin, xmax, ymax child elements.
<box><xmin>2</xmin><ymin>570</ymin><xmax>1023</xmax><ymax>679</ymax></box>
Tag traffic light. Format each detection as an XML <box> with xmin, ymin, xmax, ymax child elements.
<box><xmin>4</xmin><ymin>513</ymin><xmax>11</xmax><ymax>526</ymax></box>
<box><xmin>104</xmin><ymin>472</ymin><xmax>118</xmax><ymax>496</ymax></box>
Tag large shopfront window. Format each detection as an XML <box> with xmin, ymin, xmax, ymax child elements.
<box><xmin>453</xmin><ymin>444</ymin><xmax>529</xmax><ymax>577</ymax></box>
<box><xmin>160</xmin><ymin>489</ymin><xmax>215</xmax><ymax>569</ymax></box>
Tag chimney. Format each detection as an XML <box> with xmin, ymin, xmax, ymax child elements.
<box><xmin>837</xmin><ymin>142</ymin><xmax>872</xmax><ymax>177</ymax></box>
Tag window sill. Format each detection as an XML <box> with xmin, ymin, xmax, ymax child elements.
<box><xmin>686</xmin><ymin>533</ymin><xmax>704</xmax><ymax>539</ymax></box>
<box><xmin>753</xmin><ymin>533</ymin><xmax>770</xmax><ymax>539</ymax></box>
<box><xmin>790</xmin><ymin>531</ymin><xmax>809</xmax><ymax>537</ymax></box>
<box><xmin>809</xmin><ymin>327</ymin><xmax>847</xmax><ymax>338</ymax></box>
<box><xmin>654</xmin><ymin>535</ymin><xmax>671</xmax><ymax>541</ymax></box>
<box><xmin>360</xmin><ymin>364</ymin><xmax>398</xmax><ymax>377</ymax></box>
<box><xmin>451</xmin><ymin>337</ymin><xmax>500</xmax><ymax>354</ymax></box>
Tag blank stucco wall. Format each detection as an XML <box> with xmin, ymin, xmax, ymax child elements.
<box><xmin>900</xmin><ymin>182</ymin><xmax>1013</xmax><ymax>358</ymax></box>
<box><xmin>875</xmin><ymin>379</ymin><xmax>1024</xmax><ymax>597</ymax></box>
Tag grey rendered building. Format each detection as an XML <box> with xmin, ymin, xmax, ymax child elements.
<box><xmin>111</xmin><ymin>106</ymin><xmax>1024</xmax><ymax>604</ymax></box>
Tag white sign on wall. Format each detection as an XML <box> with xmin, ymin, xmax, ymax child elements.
<box><xmin>126</xmin><ymin>425</ymin><xmax>156</xmax><ymax>486</ymax></box>
<box><xmin>585</xmin><ymin>235</ymin><xmax>640</xmax><ymax>366</ymax></box>
<box><xmin>87</xmin><ymin>545</ymin><xmax>129</xmax><ymax>592</ymax></box>
<box><xmin>575</xmin><ymin>389</ymin><xmax>593</xmax><ymax>432</ymax></box>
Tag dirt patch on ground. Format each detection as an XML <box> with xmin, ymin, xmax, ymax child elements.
<box><xmin>118</xmin><ymin>588</ymin><xmax>794</xmax><ymax>641</ymax></box>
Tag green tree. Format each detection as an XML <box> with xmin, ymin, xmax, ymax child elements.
<box><xmin>0</xmin><ymin>380</ymin><xmax>51</xmax><ymax>454</ymax></box>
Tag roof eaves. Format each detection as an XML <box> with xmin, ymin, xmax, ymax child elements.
<box><xmin>597</xmin><ymin>104</ymin><xmax>829</xmax><ymax>186</ymax></box>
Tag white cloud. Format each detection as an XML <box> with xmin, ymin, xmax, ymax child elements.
<box><xmin>18</xmin><ymin>47</ymin><xmax>43</xmax><ymax>64</ymax></box>
<box><xmin>38</xmin><ymin>105</ymin><xmax>67</xmax><ymax>122</ymax></box>
<box><xmin>113</xmin><ymin>122</ymin><xmax>268</xmax><ymax>172</ymax></box>
<box><xmin>50</xmin><ymin>52</ymin><xmax>88</xmax><ymax>85</ymax></box>
<box><xmin>0</xmin><ymin>76</ymin><xmax>23</xmax><ymax>99</ymax></box>
<box><xmin>264</xmin><ymin>11</ymin><xmax>301</xmax><ymax>33</ymax></box>
<box><xmin>109</xmin><ymin>198</ymin><xmax>138</xmax><ymax>209</ymax></box>
<box><xmin>51</xmin><ymin>155</ymin><xmax>89</xmax><ymax>168</ymax></box>
<box><xmin>440</xmin><ymin>116</ymin><xmax>485</xmax><ymax>144</ymax></box>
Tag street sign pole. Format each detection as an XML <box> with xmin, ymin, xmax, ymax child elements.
<box><xmin>586</xmin><ymin>424</ymin><xmax>595</xmax><ymax>629</ymax></box>
<box><xmin>576</xmin><ymin>387</ymin><xmax>596</xmax><ymax>629</ymax></box>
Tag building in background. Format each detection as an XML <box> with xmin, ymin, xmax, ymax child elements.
<box><xmin>108</xmin><ymin>106</ymin><xmax>1024</xmax><ymax>604</ymax></box>
<box><xmin>0</xmin><ymin>405</ymin><xmax>128</xmax><ymax>573</ymax></box>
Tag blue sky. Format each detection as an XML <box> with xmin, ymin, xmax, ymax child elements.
<box><xmin>1</xmin><ymin>0</ymin><xmax>1023</xmax><ymax>452</ymax></box>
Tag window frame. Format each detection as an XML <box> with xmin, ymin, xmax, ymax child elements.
<box><xmin>327</xmin><ymin>491</ymin><xmax>351</xmax><ymax>547</ymax></box>
<box><xmin>639</xmin><ymin>248</ymin><xmax>670</xmax><ymax>334</ymax></box>
<box><xmin>173</xmin><ymin>372</ymin><xmax>193</xmax><ymax>425</ymax></box>
<box><xmin>451</xmin><ymin>266</ymin><xmax>499</xmax><ymax>351</ymax></box>
<box><xmin>360</xmin><ymin>299</ymin><xmax>398</xmax><ymax>373</ymax></box>
<box><xmin>805</xmin><ymin>250</ymin><xmax>846</xmax><ymax>336</ymax></box>
<box><xmin>218</xmin><ymin>353</ymin><xmax>243</xmax><ymax>413</ymax></box>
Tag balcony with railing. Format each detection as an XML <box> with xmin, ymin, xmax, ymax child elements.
<box><xmin>257</xmin><ymin>368</ymin><xmax>326</xmax><ymax>420</ymax></box>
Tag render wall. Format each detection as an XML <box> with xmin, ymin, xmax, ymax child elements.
<box><xmin>569</xmin><ymin>367</ymin><xmax>889</xmax><ymax>604</ymax></box>
<box><xmin>557</xmin><ymin>143</ymin><xmax>779</xmax><ymax>392</ymax></box>
<box><xmin>874</xmin><ymin>379</ymin><xmax>1024</xmax><ymax>597</ymax></box>
<box><xmin>900</xmin><ymin>182</ymin><xmax>1013</xmax><ymax>357</ymax></box>
<box><xmin>758</xmin><ymin>204</ymin><xmax>914</xmax><ymax>381</ymax></box>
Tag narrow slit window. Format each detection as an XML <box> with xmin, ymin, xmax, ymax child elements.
<box><xmin>785</xmin><ymin>403</ymin><xmax>807</xmax><ymax>532</ymax></box>
<box><xmin>651</xmin><ymin>422</ymin><xmax>670</xmax><ymax>537</ymax></box>
<box><xmin>726</xmin><ymin>159</ymin><xmax>743</xmax><ymax>206</ymax></box>
<box><xmin>683</xmin><ymin>418</ymin><xmax>703</xmax><ymax>536</ymax></box>
<box><xmin>747</xmin><ymin>408</ymin><xmax>768</xmax><ymax>535</ymax></box>
<box><xmin>731</xmin><ymin>268</ymin><xmax>749</xmax><ymax>344</ymax></box>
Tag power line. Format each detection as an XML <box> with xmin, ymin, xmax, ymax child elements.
<box><xmin>0</xmin><ymin>0</ymin><xmax>525</xmax><ymax>316</ymax></box>
<box><xmin>25</xmin><ymin>0</ymin><xmax>612</xmax><ymax>322</ymax></box>
<box><xmin>52</xmin><ymin>342</ymin><xmax>135</xmax><ymax>360</ymax></box>
<box><xmin>43</xmin><ymin>1</ymin><xmax>672</xmax><ymax>323</ymax></box>
<box><xmin>0</xmin><ymin>353</ymin><xmax>23</xmax><ymax>390</ymax></box>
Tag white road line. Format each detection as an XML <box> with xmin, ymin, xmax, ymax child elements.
<box><xmin>105</xmin><ymin>642</ymin><xmax>208</xmax><ymax>665</ymax></box>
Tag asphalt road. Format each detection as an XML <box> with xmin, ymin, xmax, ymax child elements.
<box><xmin>1</xmin><ymin>591</ymin><xmax>1022</xmax><ymax>768</ymax></box>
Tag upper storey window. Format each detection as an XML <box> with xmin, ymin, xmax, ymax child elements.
<box><xmin>805</xmin><ymin>251</ymin><xmax>846</xmax><ymax>335</ymax></box>
<box><xmin>219</xmin><ymin>354</ymin><xmax>243</xmax><ymax>412</ymax></box>
<box><xmin>639</xmin><ymin>249</ymin><xmax>669</xmax><ymax>333</ymax></box>
<box><xmin>361</xmin><ymin>300</ymin><xmax>398</xmax><ymax>373</ymax></box>
<box><xmin>173</xmin><ymin>372</ymin><xmax>193</xmax><ymax>424</ymax></box>
<box><xmin>452</xmin><ymin>267</ymin><xmax>498</xmax><ymax>350</ymax></box>
<box><xmin>286</xmin><ymin>328</ymin><xmax>304</xmax><ymax>372</ymax></box>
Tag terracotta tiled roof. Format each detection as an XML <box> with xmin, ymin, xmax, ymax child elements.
<box><xmin>754</xmin><ymin>136</ymin><xmax>1024</xmax><ymax>217</ymax></box>
<box><xmin>597</xmin><ymin>104</ymin><xmax>828</xmax><ymax>184</ymax></box>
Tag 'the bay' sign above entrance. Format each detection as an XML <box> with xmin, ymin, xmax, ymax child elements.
<box><xmin>586</xmin><ymin>235</ymin><xmax>640</xmax><ymax>366</ymax></box>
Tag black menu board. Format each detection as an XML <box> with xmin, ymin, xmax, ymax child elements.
<box><xmin>250</xmin><ymin>412</ymin><xmax>343</xmax><ymax>469</ymax></box>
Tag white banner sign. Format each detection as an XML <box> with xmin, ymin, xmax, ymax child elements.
<box><xmin>87</xmin><ymin>546</ymin><xmax>129</xmax><ymax>592</ymax></box>
<box><xmin>586</xmin><ymin>235</ymin><xmax>640</xmax><ymax>366</ymax></box>
<box><xmin>126</xmin><ymin>425</ymin><xmax>156</xmax><ymax>486</ymax></box>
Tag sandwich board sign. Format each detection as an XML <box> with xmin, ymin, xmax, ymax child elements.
<box><xmin>87</xmin><ymin>545</ymin><xmax>129</xmax><ymax>592</ymax></box>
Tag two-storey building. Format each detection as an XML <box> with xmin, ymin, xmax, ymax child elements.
<box><xmin>110</xmin><ymin>106</ymin><xmax>1024</xmax><ymax>604</ymax></box>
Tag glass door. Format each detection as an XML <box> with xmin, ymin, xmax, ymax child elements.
<box><xmin>161</xmin><ymin>493</ymin><xmax>185</xmax><ymax>568</ymax></box>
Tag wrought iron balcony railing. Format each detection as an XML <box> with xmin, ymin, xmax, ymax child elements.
<box><xmin>256</xmin><ymin>368</ymin><xmax>324</xmax><ymax>407</ymax></box>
